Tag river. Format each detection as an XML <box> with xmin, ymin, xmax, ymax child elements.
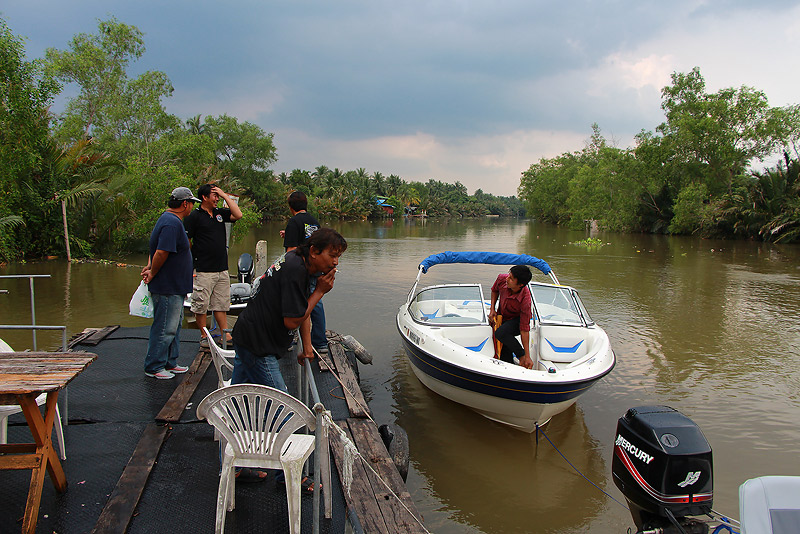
<box><xmin>2</xmin><ymin>218</ymin><xmax>799</xmax><ymax>533</ymax></box>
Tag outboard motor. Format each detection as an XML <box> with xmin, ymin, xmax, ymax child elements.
<box><xmin>237</xmin><ymin>253</ymin><xmax>254</xmax><ymax>284</ymax></box>
<box><xmin>612</xmin><ymin>406</ymin><xmax>713</xmax><ymax>534</ymax></box>
<box><xmin>230</xmin><ymin>253</ymin><xmax>255</xmax><ymax>305</ymax></box>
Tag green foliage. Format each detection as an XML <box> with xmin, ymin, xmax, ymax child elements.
<box><xmin>571</xmin><ymin>237</ymin><xmax>606</xmax><ymax>247</ymax></box>
<box><xmin>668</xmin><ymin>182</ymin><xmax>709</xmax><ymax>234</ymax></box>
<box><xmin>518</xmin><ymin>70</ymin><xmax>800</xmax><ymax>241</ymax></box>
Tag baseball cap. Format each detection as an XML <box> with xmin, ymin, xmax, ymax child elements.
<box><xmin>170</xmin><ymin>186</ymin><xmax>201</xmax><ymax>203</ymax></box>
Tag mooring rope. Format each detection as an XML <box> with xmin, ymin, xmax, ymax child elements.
<box><xmin>536</xmin><ymin>423</ymin><xmax>630</xmax><ymax>511</ymax></box>
<box><xmin>323</xmin><ymin>412</ymin><xmax>432</xmax><ymax>534</ymax></box>
<box><xmin>536</xmin><ymin>425</ymin><xmax>742</xmax><ymax>533</ymax></box>
<box><xmin>314</xmin><ymin>346</ymin><xmax>378</xmax><ymax>427</ymax></box>
<box><xmin>312</xmin><ymin>347</ymin><xmax>431</xmax><ymax>533</ymax></box>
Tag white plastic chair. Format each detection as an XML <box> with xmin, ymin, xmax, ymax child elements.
<box><xmin>0</xmin><ymin>342</ymin><xmax>66</xmax><ymax>461</ymax></box>
<box><xmin>196</xmin><ymin>384</ymin><xmax>329</xmax><ymax>534</ymax></box>
<box><xmin>202</xmin><ymin>327</ymin><xmax>235</xmax><ymax>442</ymax></box>
<box><xmin>202</xmin><ymin>327</ymin><xmax>234</xmax><ymax>390</ymax></box>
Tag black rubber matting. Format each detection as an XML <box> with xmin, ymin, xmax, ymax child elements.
<box><xmin>0</xmin><ymin>326</ymin><xmax>355</xmax><ymax>533</ymax></box>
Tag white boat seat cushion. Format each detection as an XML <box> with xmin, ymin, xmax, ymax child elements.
<box><xmin>538</xmin><ymin>325</ymin><xmax>590</xmax><ymax>363</ymax></box>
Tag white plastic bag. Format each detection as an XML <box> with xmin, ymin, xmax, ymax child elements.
<box><xmin>129</xmin><ymin>281</ymin><xmax>154</xmax><ymax>318</ymax></box>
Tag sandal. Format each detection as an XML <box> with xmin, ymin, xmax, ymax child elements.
<box><xmin>277</xmin><ymin>475</ymin><xmax>318</xmax><ymax>493</ymax></box>
<box><xmin>235</xmin><ymin>468</ymin><xmax>268</xmax><ymax>483</ymax></box>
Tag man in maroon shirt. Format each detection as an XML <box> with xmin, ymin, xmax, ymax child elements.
<box><xmin>488</xmin><ymin>265</ymin><xmax>534</xmax><ymax>369</ymax></box>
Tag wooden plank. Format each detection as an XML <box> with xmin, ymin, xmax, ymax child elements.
<box><xmin>91</xmin><ymin>422</ymin><xmax>169</xmax><ymax>534</ymax></box>
<box><xmin>317</xmin><ymin>343</ymin><xmax>335</xmax><ymax>372</ymax></box>
<box><xmin>328</xmin><ymin>342</ymin><xmax>369</xmax><ymax>418</ymax></box>
<box><xmin>80</xmin><ymin>325</ymin><xmax>120</xmax><ymax>346</ymax></box>
<box><xmin>347</xmin><ymin>418</ymin><xmax>425</xmax><ymax>533</ymax></box>
<box><xmin>155</xmin><ymin>351</ymin><xmax>210</xmax><ymax>423</ymax></box>
<box><xmin>0</xmin><ymin>453</ymin><xmax>41</xmax><ymax>469</ymax></box>
<box><xmin>329</xmin><ymin>421</ymin><xmax>390</xmax><ymax>533</ymax></box>
<box><xmin>68</xmin><ymin>329</ymin><xmax>98</xmax><ymax>349</ymax></box>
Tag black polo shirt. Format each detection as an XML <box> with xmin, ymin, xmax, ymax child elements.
<box><xmin>232</xmin><ymin>251</ymin><xmax>310</xmax><ymax>357</ymax></box>
<box><xmin>184</xmin><ymin>207</ymin><xmax>232</xmax><ymax>272</ymax></box>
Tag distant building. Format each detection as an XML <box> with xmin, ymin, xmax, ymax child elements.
<box><xmin>376</xmin><ymin>196</ymin><xmax>394</xmax><ymax>216</ymax></box>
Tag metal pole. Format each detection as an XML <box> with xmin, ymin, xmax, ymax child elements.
<box><xmin>62</xmin><ymin>327</ymin><xmax>68</xmax><ymax>426</ymax></box>
<box><xmin>29</xmin><ymin>277</ymin><xmax>37</xmax><ymax>351</ymax></box>
<box><xmin>312</xmin><ymin>405</ymin><xmax>322</xmax><ymax>534</ymax></box>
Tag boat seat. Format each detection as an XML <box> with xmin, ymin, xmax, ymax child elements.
<box><xmin>440</xmin><ymin>326</ymin><xmax>495</xmax><ymax>356</ymax></box>
<box><xmin>538</xmin><ymin>325</ymin><xmax>589</xmax><ymax>363</ymax></box>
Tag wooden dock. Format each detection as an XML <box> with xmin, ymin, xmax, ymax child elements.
<box><xmin>323</xmin><ymin>337</ymin><xmax>426</xmax><ymax>533</ymax></box>
<box><xmin>3</xmin><ymin>325</ymin><xmax>426</xmax><ymax>534</ymax></box>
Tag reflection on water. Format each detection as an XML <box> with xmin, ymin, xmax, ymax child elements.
<box><xmin>2</xmin><ymin>219</ymin><xmax>800</xmax><ymax>533</ymax></box>
<box><xmin>392</xmin><ymin>349</ymin><xmax>608</xmax><ymax>533</ymax></box>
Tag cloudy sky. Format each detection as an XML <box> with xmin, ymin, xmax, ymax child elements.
<box><xmin>3</xmin><ymin>1</ymin><xmax>799</xmax><ymax>196</ymax></box>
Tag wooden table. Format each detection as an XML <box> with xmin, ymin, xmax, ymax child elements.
<box><xmin>0</xmin><ymin>351</ymin><xmax>96</xmax><ymax>533</ymax></box>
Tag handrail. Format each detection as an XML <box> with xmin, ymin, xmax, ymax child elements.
<box><xmin>0</xmin><ymin>274</ymin><xmax>52</xmax><ymax>350</ymax></box>
<box><xmin>0</xmin><ymin>274</ymin><xmax>69</xmax><ymax>423</ymax></box>
<box><xmin>292</xmin><ymin>335</ymin><xmax>327</xmax><ymax>534</ymax></box>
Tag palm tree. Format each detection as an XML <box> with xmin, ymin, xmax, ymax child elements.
<box><xmin>186</xmin><ymin>114</ymin><xmax>206</xmax><ymax>135</ymax></box>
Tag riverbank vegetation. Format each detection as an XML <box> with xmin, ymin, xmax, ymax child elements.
<box><xmin>519</xmin><ymin>69</ymin><xmax>800</xmax><ymax>243</ymax></box>
<box><xmin>0</xmin><ymin>18</ymin><xmax>522</xmax><ymax>262</ymax></box>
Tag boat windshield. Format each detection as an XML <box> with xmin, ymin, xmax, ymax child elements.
<box><xmin>529</xmin><ymin>283</ymin><xmax>592</xmax><ymax>326</ymax></box>
<box><xmin>409</xmin><ymin>285</ymin><xmax>487</xmax><ymax>325</ymax></box>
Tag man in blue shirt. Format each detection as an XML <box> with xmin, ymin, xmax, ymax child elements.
<box><xmin>141</xmin><ymin>187</ymin><xmax>198</xmax><ymax>379</ymax></box>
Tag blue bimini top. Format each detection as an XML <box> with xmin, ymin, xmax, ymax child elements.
<box><xmin>418</xmin><ymin>251</ymin><xmax>552</xmax><ymax>275</ymax></box>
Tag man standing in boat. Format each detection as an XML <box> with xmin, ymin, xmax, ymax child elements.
<box><xmin>488</xmin><ymin>265</ymin><xmax>534</xmax><ymax>369</ymax></box>
<box><xmin>279</xmin><ymin>191</ymin><xmax>327</xmax><ymax>354</ymax></box>
<box><xmin>141</xmin><ymin>187</ymin><xmax>199</xmax><ymax>379</ymax></box>
<box><xmin>184</xmin><ymin>184</ymin><xmax>242</xmax><ymax>348</ymax></box>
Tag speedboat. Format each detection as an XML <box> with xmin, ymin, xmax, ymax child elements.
<box><xmin>396</xmin><ymin>251</ymin><xmax>616</xmax><ymax>432</ymax></box>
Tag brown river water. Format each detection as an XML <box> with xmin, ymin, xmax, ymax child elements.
<box><xmin>2</xmin><ymin>218</ymin><xmax>799</xmax><ymax>533</ymax></box>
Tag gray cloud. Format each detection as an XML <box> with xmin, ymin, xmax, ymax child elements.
<box><xmin>3</xmin><ymin>0</ymin><xmax>799</xmax><ymax>195</ymax></box>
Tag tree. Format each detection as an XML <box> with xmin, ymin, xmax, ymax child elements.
<box><xmin>0</xmin><ymin>19</ymin><xmax>60</xmax><ymax>260</ymax></box>
<box><xmin>658</xmin><ymin>67</ymin><xmax>790</xmax><ymax>196</ymax></box>
<box><xmin>201</xmin><ymin>114</ymin><xmax>280</xmax><ymax>217</ymax></box>
<box><xmin>45</xmin><ymin>17</ymin><xmax>175</xmax><ymax>162</ymax></box>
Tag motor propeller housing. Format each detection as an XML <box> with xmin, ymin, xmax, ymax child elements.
<box><xmin>612</xmin><ymin>406</ymin><xmax>713</xmax><ymax>531</ymax></box>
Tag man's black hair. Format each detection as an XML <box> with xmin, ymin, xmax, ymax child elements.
<box><xmin>295</xmin><ymin>227</ymin><xmax>347</xmax><ymax>262</ymax></box>
<box><xmin>198</xmin><ymin>183</ymin><xmax>214</xmax><ymax>201</ymax></box>
<box><xmin>168</xmin><ymin>199</ymin><xmax>188</xmax><ymax>209</ymax></box>
<box><xmin>510</xmin><ymin>265</ymin><xmax>532</xmax><ymax>285</ymax></box>
<box><xmin>288</xmin><ymin>190</ymin><xmax>308</xmax><ymax>212</ymax></box>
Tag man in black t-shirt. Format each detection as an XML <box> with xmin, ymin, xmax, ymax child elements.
<box><xmin>231</xmin><ymin>228</ymin><xmax>347</xmax><ymax>391</ymax></box>
<box><xmin>279</xmin><ymin>191</ymin><xmax>328</xmax><ymax>352</ymax></box>
<box><xmin>184</xmin><ymin>184</ymin><xmax>242</xmax><ymax>347</ymax></box>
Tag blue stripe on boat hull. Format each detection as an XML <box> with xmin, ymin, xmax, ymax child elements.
<box><xmin>399</xmin><ymin>332</ymin><xmax>607</xmax><ymax>405</ymax></box>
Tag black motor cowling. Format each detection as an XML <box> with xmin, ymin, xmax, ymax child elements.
<box><xmin>237</xmin><ymin>253</ymin><xmax>254</xmax><ymax>284</ymax></box>
<box><xmin>612</xmin><ymin>406</ymin><xmax>713</xmax><ymax>532</ymax></box>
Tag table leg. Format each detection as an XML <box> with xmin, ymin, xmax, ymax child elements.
<box><xmin>18</xmin><ymin>391</ymin><xmax>67</xmax><ymax>533</ymax></box>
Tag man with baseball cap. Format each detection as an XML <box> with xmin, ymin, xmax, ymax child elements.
<box><xmin>140</xmin><ymin>186</ymin><xmax>199</xmax><ymax>379</ymax></box>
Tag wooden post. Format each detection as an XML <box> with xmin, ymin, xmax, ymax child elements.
<box><xmin>255</xmin><ymin>240</ymin><xmax>268</xmax><ymax>275</ymax></box>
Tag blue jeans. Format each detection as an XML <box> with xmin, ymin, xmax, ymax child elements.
<box><xmin>309</xmin><ymin>277</ymin><xmax>327</xmax><ymax>349</ymax></box>
<box><xmin>145</xmin><ymin>293</ymin><xmax>184</xmax><ymax>374</ymax></box>
<box><xmin>230</xmin><ymin>343</ymin><xmax>289</xmax><ymax>393</ymax></box>
<box><xmin>311</xmin><ymin>300</ymin><xmax>326</xmax><ymax>349</ymax></box>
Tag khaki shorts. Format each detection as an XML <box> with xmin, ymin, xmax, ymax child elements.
<box><xmin>190</xmin><ymin>271</ymin><xmax>231</xmax><ymax>314</ymax></box>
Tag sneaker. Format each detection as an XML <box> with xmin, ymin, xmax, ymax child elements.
<box><xmin>199</xmin><ymin>337</ymin><xmax>210</xmax><ymax>348</ymax></box>
<box><xmin>145</xmin><ymin>369</ymin><xmax>175</xmax><ymax>380</ymax></box>
<box><xmin>166</xmin><ymin>365</ymin><xmax>189</xmax><ymax>374</ymax></box>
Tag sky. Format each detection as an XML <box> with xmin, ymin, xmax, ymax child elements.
<box><xmin>3</xmin><ymin>1</ymin><xmax>800</xmax><ymax>196</ymax></box>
